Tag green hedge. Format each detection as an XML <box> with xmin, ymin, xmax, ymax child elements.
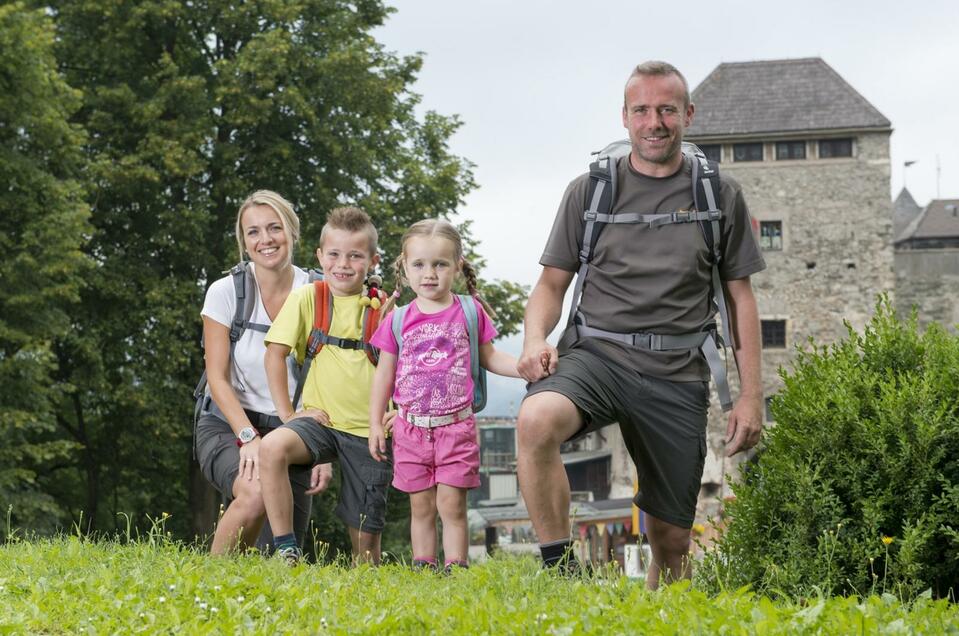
<box><xmin>700</xmin><ymin>299</ymin><xmax>959</xmax><ymax>599</ymax></box>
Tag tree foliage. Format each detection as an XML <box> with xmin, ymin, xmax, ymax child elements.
<box><xmin>3</xmin><ymin>0</ymin><xmax>526</xmax><ymax>544</ymax></box>
<box><xmin>700</xmin><ymin>298</ymin><xmax>959</xmax><ymax>599</ymax></box>
<box><xmin>0</xmin><ymin>3</ymin><xmax>91</xmax><ymax>535</ymax></box>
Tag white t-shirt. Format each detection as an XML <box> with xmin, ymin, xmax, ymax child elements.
<box><xmin>201</xmin><ymin>264</ymin><xmax>310</xmax><ymax>414</ymax></box>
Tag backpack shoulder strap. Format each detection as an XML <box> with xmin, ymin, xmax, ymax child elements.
<box><xmin>291</xmin><ymin>280</ymin><xmax>332</xmax><ymax>410</ymax></box>
<box><xmin>457</xmin><ymin>295</ymin><xmax>487</xmax><ymax>412</ymax></box>
<box><xmin>390</xmin><ymin>304</ymin><xmax>410</xmax><ymax>359</ymax></box>
<box><xmin>567</xmin><ymin>153</ymin><xmax>618</xmax><ymax>328</ymax></box>
<box><xmin>360</xmin><ymin>291</ymin><xmax>386</xmax><ymax>366</ymax></box>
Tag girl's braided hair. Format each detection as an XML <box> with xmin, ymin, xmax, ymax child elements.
<box><xmin>380</xmin><ymin>218</ymin><xmax>496</xmax><ymax>319</ymax></box>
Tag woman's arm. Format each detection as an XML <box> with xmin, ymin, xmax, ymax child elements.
<box><xmin>479</xmin><ymin>342</ymin><xmax>520</xmax><ymax>378</ymax></box>
<box><xmin>202</xmin><ymin>316</ymin><xmax>254</xmax><ymax>435</ymax></box>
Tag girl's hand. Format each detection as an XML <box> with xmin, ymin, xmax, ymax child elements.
<box><xmin>382</xmin><ymin>410</ymin><xmax>397</xmax><ymax>436</ymax></box>
<box><xmin>305</xmin><ymin>463</ymin><xmax>333</xmax><ymax>495</ymax></box>
<box><xmin>238</xmin><ymin>436</ymin><xmax>261</xmax><ymax>481</ymax></box>
<box><xmin>282</xmin><ymin>409</ymin><xmax>330</xmax><ymax>426</ymax></box>
<box><xmin>368</xmin><ymin>425</ymin><xmax>389</xmax><ymax>462</ymax></box>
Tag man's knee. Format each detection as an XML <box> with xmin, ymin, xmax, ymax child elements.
<box><xmin>646</xmin><ymin>516</ymin><xmax>692</xmax><ymax>556</ymax></box>
<box><xmin>516</xmin><ymin>392</ymin><xmax>582</xmax><ymax>451</ymax></box>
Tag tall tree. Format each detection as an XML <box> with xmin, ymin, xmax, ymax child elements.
<box><xmin>0</xmin><ymin>3</ymin><xmax>91</xmax><ymax>535</ymax></box>
<box><xmin>39</xmin><ymin>0</ymin><xmax>524</xmax><ymax>540</ymax></box>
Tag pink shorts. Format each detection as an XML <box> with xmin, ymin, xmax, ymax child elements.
<box><xmin>391</xmin><ymin>415</ymin><xmax>481</xmax><ymax>493</ymax></box>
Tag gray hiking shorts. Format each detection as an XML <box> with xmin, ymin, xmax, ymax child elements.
<box><xmin>195</xmin><ymin>401</ymin><xmax>313</xmax><ymax>549</ymax></box>
<box><xmin>284</xmin><ymin>418</ymin><xmax>392</xmax><ymax>534</ymax></box>
<box><xmin>524</xmin><ymin>347</ymin><xmax>709</xmax><ymax>529</ymax></box>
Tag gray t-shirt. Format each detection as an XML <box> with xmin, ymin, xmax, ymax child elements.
<box><xmin>541</xmin><ymin>154</ymin><xmax>766</xmax><ymax>381</ymax></box>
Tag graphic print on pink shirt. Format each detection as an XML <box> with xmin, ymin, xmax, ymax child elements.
<box><xmin>370</xmin><ymin>298</ymin><xmax>497</xmax><ymax>416</ymax></box>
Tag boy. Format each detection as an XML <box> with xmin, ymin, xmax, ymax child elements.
<box><xmin>258</xmin><ymin>206</ymin><xmax>392</xmax><ymax>564</ymax></box>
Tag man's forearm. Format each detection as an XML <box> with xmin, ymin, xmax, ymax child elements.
<box><xmin>726</xmin><ymin>279</ymin><xmax>763</xmax><ymax>399</ymax></box>
<box><xmin>524</xmin><ymin>281</ymin><xmax>565</xmax><ymax>343</ymax></box>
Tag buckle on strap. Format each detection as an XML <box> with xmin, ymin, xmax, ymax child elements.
<box><xmin>584</xmin><ymin>210</ymin><xmax>598</xmax><ymax>221</ymax></box>
<box><xmin>399</xmin><ymin>406</ymin><xmax>473</xmax><ymax>428</ymax></box>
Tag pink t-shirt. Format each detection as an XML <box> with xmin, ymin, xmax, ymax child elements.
<box><xmin>371</xmin><ymin>297</ymin><xmax>497</xmax><ymax>416</ymax></box>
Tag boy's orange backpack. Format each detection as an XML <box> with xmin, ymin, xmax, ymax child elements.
<box><xmin>291</xmin><ymin>277</ymin><xmax>385</xmax><ymax>409</ymax></box>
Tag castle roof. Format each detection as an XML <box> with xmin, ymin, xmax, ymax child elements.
<box><xmin>893</xmin><ymin>188</ymin><xmax>923</xmax><ymax>241</ymax></box>
<box><xmin>686</xmin><ymin>58</ymin><xmax>891</xmax><ymax>139</ymax></box>
<box><xmin>897</xmin><ymin>198</ymin><xmax>959</xmax><ymax>245</ymax></box>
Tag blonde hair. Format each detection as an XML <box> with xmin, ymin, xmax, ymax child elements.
<box><xmin>319</xmin><ymin>206</ymin><xmax>378</xmax><ymax>255</ymax></box>
<box><xmin>380</xmin><ymin>218</ymin><xmax>495</xmax><ymax>319</ymax></box>
<box><xmin>235</xmin><ymin>190</ymin><xmax>300</xmax><ymax>263</ymax></box>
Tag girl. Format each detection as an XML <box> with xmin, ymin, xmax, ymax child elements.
<box><xmin>368</xmin><ymin>219</ymin><xmax>519</xmax><ymax>572</ymax></box>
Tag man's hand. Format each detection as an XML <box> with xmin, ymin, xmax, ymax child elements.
<box><xmin>368</xmin><ymin>424</ymin><xmax>389</xmax><ymax>462</ymax></box>
<box><xmin>305</xmin><ymin>463</ymin><xmax>333</xmax><ymax>495</ymax></box>
<box><xmin>282</xmin><ymin>409</ymin><xmax>330</xmax><ymax>426</ymax></box>
<box><xmin>518</xmin><ymin>338</ymin><xmax>558</xmax><ymax>383</ymax></box>
<box><xmin>725</xmin><ymin>394</ymin><xmax>763</xmax><ymax>456</ymax></box>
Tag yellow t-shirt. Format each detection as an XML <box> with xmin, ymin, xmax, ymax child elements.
<box><xmin>265</xmin><ymin>284</ymin><xmax>374</xmax><ymax>438</ymax></box>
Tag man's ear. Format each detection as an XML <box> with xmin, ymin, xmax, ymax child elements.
<box><xmin>315</xmin><ymin>247</ymin><xmax>323</xmax><ymax>268</ymax></box>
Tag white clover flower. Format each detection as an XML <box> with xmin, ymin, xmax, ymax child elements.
<box><xmin>158</xmin><ymin>596</ymin><xmax>166</xmax><ymax>603</ymax></box>
<box><xmin>320</xmin><ymin>617</ymin><xmax>328</xmax><ymax>628</ymax></box>
<box><xmin>168</xmin><ymin>584</ymin><xmax>175</xmax><ymax>591</ymax></box>
<box><xmin>200</xmin><ymin>602</ymin><xmax>208</xmax><ymax>610</ymax></box>
<box><xmin>237</xmin><ymin>596</ymin><xmax>245</xmax><ymax>603</ymax></box>
<box><xmin>214</xmin><ymin>585</ymin><xmax>221</xmax><ymax>591</ymax></box>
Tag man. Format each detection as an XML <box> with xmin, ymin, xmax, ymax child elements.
<box><xmin>516</xmin><ymin>61</ymin><xmax>765</xmax><ymax>588</ymax></box>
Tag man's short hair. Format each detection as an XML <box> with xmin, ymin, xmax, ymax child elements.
<box><xmin>625</xmin><ymin>61</ymin><xmax>690</xmax><ymax>108</ymax></box>
<box><xmin>319</xmin><ymin>206</ymin><xmax>378</xmax><ymax>255</ymax></box>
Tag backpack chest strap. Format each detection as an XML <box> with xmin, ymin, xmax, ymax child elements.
<box><xmin>583</xmin><ymin>209</ymin><xmax>721</xmax><ymax>226</ymax></box>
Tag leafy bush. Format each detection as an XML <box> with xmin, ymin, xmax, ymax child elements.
<box><xmin>700</xmin><ymin>298</ymin><xmax>959</xmax><ymax>599</ymax></box>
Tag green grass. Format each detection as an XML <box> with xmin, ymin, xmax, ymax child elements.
<box><xmin>1</xmin><ymin>537</ymin><xmax>957</xmax><ymax>634</ymax></box>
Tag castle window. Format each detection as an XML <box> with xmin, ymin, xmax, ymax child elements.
<box><xmin>699</xmin><ymin>144</ymin><xmax>722</xmax><ymax>162</ymax></box>
<box><xmin>819</xmin><ymin>138</ymin><xmax>853</xmax><ymax>158</ymax></box>
<box><xmin>761</xmin><ymin>320</ymin><xmax>787</xmax><ymax>349</ymax></box>
<box><xmin>733</xmin><ymin>142</ymin><xmax>763</xmax><ymax>162</ymax></box>
<box><xmin>776</xmin><ymin>141</ymin><xmax>806</xmax><ymax>160</ymax></box>
<box><xmin>759</xmin><ymin>221</ymin><xmax>783</xmax><ymax>250</ymax></box>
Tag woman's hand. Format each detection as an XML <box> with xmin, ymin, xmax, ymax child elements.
<box><xmin>238</xmin><ymin>436</ymin><xmax>261</xmax><ymax>481</ymax></box>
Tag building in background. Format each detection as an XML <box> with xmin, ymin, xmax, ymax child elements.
<box><xmin>894</xmin><ymin>195</ymin><xmax>959</xmax><ymax>330</ymax></box>
<box><xmin>685</xmin><ymin>57</ymin><xmax>895</xmax><ymax>519</ymax></box>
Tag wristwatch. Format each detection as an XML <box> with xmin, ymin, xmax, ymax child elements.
<box><xmin>236</xmin><ymin>426</ymin><xmax>259</xmax><ymax>447</ymax></box>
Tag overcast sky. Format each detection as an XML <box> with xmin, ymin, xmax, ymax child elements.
<box><xmin>372</xmin><ymin>0</ymin><xmax>959</xmax><ymax>415</ymax></box>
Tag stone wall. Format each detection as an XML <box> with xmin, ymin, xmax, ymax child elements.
<box><xmin>895</xmin><ymin>249</ymin><xmax>959</xmax><ymax>332</ymax></box>
<box><xmin>695</xmin><ymin>131</ymin><xmax>895</xmax><ymax>521</ymax></box>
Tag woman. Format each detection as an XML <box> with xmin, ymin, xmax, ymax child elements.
<box><xmin>195</xmin><ymin>190</ymin><xmax>330</xmax><ymax>554</ymax></box>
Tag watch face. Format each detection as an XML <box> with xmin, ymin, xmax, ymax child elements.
<box><xmin>239</xmin><ymin>427</ymin><xmax>257</xmax><ymax>443</ymax></box>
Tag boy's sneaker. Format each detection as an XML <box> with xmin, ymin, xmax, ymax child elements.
<box><xmin>276</xmin><ymin>546</ymin><xmax>303</xmax><ymax>567</ymax></box>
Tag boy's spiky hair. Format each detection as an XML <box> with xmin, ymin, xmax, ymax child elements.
<box><xmin>320</xmin><ymin>206</ymin><xmax>378</xmax><ymax>255</ymax></box>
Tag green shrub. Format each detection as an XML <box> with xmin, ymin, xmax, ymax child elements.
<box><xmin>699</xmin><ymin>298</ymin><xmax>959</xmax><ymax>599</ymax></box>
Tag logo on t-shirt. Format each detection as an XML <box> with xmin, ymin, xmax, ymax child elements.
<box><xmin>419</xmin><ymin>347</ymin><xmax>449</xmax><ymax>367</ymax></box>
